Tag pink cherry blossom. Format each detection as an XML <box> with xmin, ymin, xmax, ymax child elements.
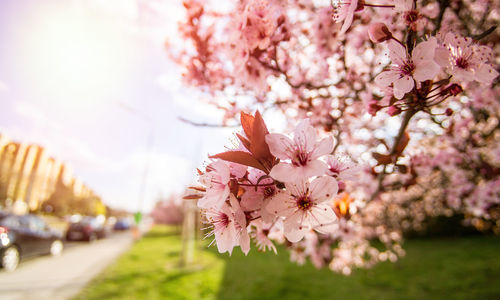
<box><xmin>435</xmin><ymin>32</ymin><xmax>499</xmax><ymax>84</ymax></box>
<box><xmin>331</xmin><ymin>0</ymin><xmax>362</xmax><ymax>35</ymax></box>
<box><xmin>204</xmin><ymin>203</ymin><xmax>238</xmax><ymax>254</ymax></box>
<box><xmin>240</xmin><ymin>169</ymin><xmax>276</xmax><ymax>222</ymax></box>
<box><xmin>204</xmin><ymin>194</ymin><xmax>250</xmax><ymax>255</ymax></box>
<box><xmin>198</xmin><ymin>160</ymin><xmax>231</xmax><ymax>209</ymax></box>
<box><xmin>324</xmin><ymin>155</ymin><xmax>360</xmax><ymax>182</ymax></box>
<box><xmin>250</xmin><ymin>219</ymin><xmax>278</xmax><ymax>254</ymax></box>
<box><xmin>266</xmin><ymin>176</ymin><xmax>338</xmax><ymax>242</ymax></box>
<box><xmin>375</xmin><ymin>37</ymin><xmax>441</xmax><ymax>99</ymax></box>
<box><xmin>394</xmin><ymin>0</ymin><xmax>424</xmax><ymax>31</ymax></box>
<box><xmin>266</xmin><ymin>119</ymin><xmax>334</xmax><ymax>182</ymax></box>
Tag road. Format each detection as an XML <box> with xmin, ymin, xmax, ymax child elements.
<box><xmin>0</xmin><ymin>232</ymin><xmax>134</xmax><ymax>300</ymax></box>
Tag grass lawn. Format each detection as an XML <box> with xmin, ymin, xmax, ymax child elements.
<box><xmin>74</xmin><ymin>226</ymin><xmax>500</xmax><ymax>300</ymax></box>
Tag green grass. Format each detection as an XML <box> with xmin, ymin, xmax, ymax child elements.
<box><xmin>75</xmin><ymin>226</ymin><xmax>500</xmax><ymax>300</ymax></box>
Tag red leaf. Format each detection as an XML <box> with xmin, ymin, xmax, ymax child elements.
<box><xmin>236</xmin><ymin>133</ymin><xmax>251</xmax><ymax>152</ymax></box>
<box><xmin>240</xmin><ymin>112</ymin><xmax>255</xmax><ymax>140</ymax></box>
<box><xmin>394</xmin><ymin>132</ymin><xmax>410</xmax><ymax>156</ymax></box>
<box><xmin>183</xmin><ymin>194</ymin><xmax>202</xmax><ymax>200</ymax></box>
<box><xmin>210</xmin><ymin>151</ymin><xmax>267</xmax><ymax>172</ymax></box>
<box><xmin>250</xmin><ymin>111</ymin><xmax>274</xmax><ymax>169</ymax></box>
<box><xmin>188</xmin><ymin>186</ymin><xmax>206</xmax><ymax>192</ymax></box>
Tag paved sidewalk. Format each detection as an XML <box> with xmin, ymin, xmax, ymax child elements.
<box><xmin>0</xmin><ymin>232</ymin><xmax>134</xmax><ymax>300</ymax></box>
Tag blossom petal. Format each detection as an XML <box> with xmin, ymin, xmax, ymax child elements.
<box><xmin>393</xmin><ymin>76</ymin><xmax>414</xmax><ymax>99</ymax></box>
<box><xmin>388</xmin><ymin>40</ymin><xmax>407</xmax><ymax>65</ymax></box>
<box><xmin>339</xmin><ymin>0</ymin><xmax>358</xmax><ymax>35</ymax></box>
<box><xmin>310</xmin><ymin>136</ymin><xmax>334</xmax><ymax>159</ymax></box>
<box><xmin>238</xmin><ymin>228</ymin><xmax>251</xmax><ymax>255</ymax></box>
<box><xmin>434</xmin><ymin>47</ymin><xmax>450</xmax><ymax>67</ymax></box>
<box><xmin>309</xmin><ymin>176</ymin><xmax>338</xmax><ymax>203</ymax></box>
<box><xmin>475</xmin><ymin>64</ymin><xmax>499</xmax><ymax>84</ymax></box>
<box><xmin>269</xmin><ymin>162</ymin><xmax>297</xmax><ymax>182</ymax></box>
<box><xmin>265</xmin><ymin>133</ymin><xmax>294</xmax><ymax>160</ymax></box>
<box><xmin>212</xmin><ymin>160</ymin><xmax>230</xmax><ymax>184</ymax></box>
<box><xmin>283</xmin><ymin>211</ymin><xmax>308</xmax><ymax>242</ymax></box>
<box><xmin>240</xmin><ymin>188</ymin><xmax>264</xmax><ymax>211</ymax></box>
<box><xmin>293</xmin><ymin>119</ymin><xmax>317</xmax><ymax>153</ymax></box>
<box><xmin>198</xmin><ymin>185</ymin><xmax>229</xmax><ymax>209</ymax></box>
<box><xmin>215</xmin><ymin>222</ymin><xmax>236</xmax><ymax>254</ymax></box>
<box><xmin>310</xmin><ymin>205</ymin><xmax>337</xmax><ymax>234</ymax></box>
<box><xmin>266</xmin><ymin>190</ymin><xmax>295</xmax><ymax>217</ymax></box>
<box><xmin>375</xmin><ymin>71</ymin><xmax>400</xmax><ymax>88</ymax></box>
<box><xmin>301</xmin><ymin>160</ymin><xmax>328</xmax><ymax>178</ymax></box>
<box><xmin>412</xmin><ymin>37</ymin><xmax>437</xmax><ymax>63</ymax></box>
<box><xmin>414</xmin><ymin>60</ymin><xmax>440</xmax><ymax>82</ymax></box>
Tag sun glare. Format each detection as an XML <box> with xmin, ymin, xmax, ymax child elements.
<box><xmin>21</xmin><ymin>8</ymin><xmax>132</xmax><ymax>110</ymax></box>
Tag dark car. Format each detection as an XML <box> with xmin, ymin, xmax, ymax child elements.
<box><xmin>113</xmin><ymin>218</ymin><xmax>131</xmax><ymax>231</ymax></box>
<box><xmin>66</xmin><ymin>217</ymin><xmax>108</xmax><ymax>242</ymax></box>
<box><xmin>0</xmin><ymin>213</ymin><xmax>64</xmax><ymax>271</ymax></box>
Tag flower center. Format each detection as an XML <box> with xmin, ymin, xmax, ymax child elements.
<box><xmin>296</xmin><ymin>196</ymin><xmax>312</xmax><ymax>210</ymax></box>
<box><xmin>455</xmin><ymin>57</ymin><xmax>469</xmax><ymax>69</ymax></box>
<box><xmin>293</xmin><ymin>151</ymin><xmax>309</xmax><ymax>166</ymax></box>
<box><xmin>400</xmin><ymin>61</ymin><xmax>415</xmax><ymax>76</ymax></box>
<box><xmin>329</xmin><ymin>165</ymin><xmax>341</xmax><ymax>177</ymax></box>
<box><xmin>404</xmin><ymin>10</ymin><xmax>420</xmax><ymax>24</ymax></box>
<box><xmin>213</xmin><ymin>213</ymin><xmax>230</xmax><ymax>229</ymax></box>
<box><xmin>263</xmin><ymin>186</ymin><xmax>276</xmax><ymax>198</ymax></box>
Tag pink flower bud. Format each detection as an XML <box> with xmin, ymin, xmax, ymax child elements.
<box><xmin>367</xmin><ymin>100</ymin><xmax>382</xmax><ymax>116</ymax></box>
<box><xmin>368</xmin><ymin>23</ymin><xmax>392</xmax><ymax>43</ymax></box>
<box><xmin>338</xmin><ymin>181</ymin><xmax>346</xmax><ymax>193</ymax></box>
<box><xmin>447</xmin><ymin>84</ymin><xmax>463</xmax><ymax>96</ymax></box>
<box><xmin>387</xmin><ymin>105</ymin><xmax>402</xmax><ymax>116</ymax></box>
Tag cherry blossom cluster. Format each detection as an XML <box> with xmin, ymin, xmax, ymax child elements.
<box><xmin>188</xmin><ymin>112</ymin><xmax>361</xmax><ymax>255</ymax></box>
<box><xmin>172</xmin><ymin>0</ymin><xmax>499</xmax><ymax>272</ymax></box>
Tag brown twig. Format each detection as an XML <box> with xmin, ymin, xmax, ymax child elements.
<box><xmin>178</xmin><ymin>116</ymin><xmax>239</xmax><ymax>128</ymax></box>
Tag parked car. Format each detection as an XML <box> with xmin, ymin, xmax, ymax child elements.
<box><xmin>0</xmin><ymin>212</ymin><xmax>64</xmax><ymax>271</ymax></box>
<box><xmin>113</xmin><ymin>218</ymin><xmax>131</xmax><ymax>231</ymax></box>
<box><xmin>66</xmin><ymin>217</ymin><xmax>108</xmax><ymax>242</ymax></box>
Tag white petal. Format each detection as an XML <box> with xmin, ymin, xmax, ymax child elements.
<box><xmin>393</xmin><ymin>76</ymin><xmax>414</xmax><ymax>99</ymax></box>
<box><xmin>375</xmin><ymin>71</ymin><xmax>400</xmax><ymax>87</ymax></box>
<box><xmin>215</xmin><ymin>223</ymin><xmax>237</xmax><ymax>255</ymax></box>
<box><xmin>293</xmin><ymin>119</ymin><xmax>317</xmax><ymax>153</ymax></box>
<box><xmin>310</xmin><ymin>205</ymin><xmax>337</xmax><ymax>234</ymax></box>
<box><xmin>283</xmin><ymin>211</ymin><xmax>308</xmax><ymax>242</ymax></box>
<box><xmin>266</xmin><ymin>190</ymin><xmax>295</xmax><ymax>217</ymax></box>
<box><xmin>309</xmin><ymin>176</ymin><xmax>338</xmax><ymax>203</ymax></box>
<box><xmin>301</xmin><ymin>160</ymin><xmax>328</xmax><ymax>178</ymax></box>
<box><xmin>284</xmin><ymin>180</ymin><xmax>306</xmax><ymax>198</ymax></box>
<box><xmin>434</xmin><ymin>47</ymin><xmax>450</xmax><ymax>67</ymax></box>
<box><xmin>475</xmin><ymin>64</ymin><xmax>499</xmax><ymax>84</ymax></box>
<box><xmin>388</xmin><ymin>40</ymin><xmax>407</xmax><ymax>65</ymax></box>
<box><xmin>412</xmin><ymin>37</ymin><xmax>437</xmax><ymax>63</ymax></box>
<box><xmin>238</xmin><ymin>229</ymin><xmax>251</xmax><ymax>255</ymax></box>
<box><xmin>310</xmin><ymin>136</ymin><xmax>334</xmax><ymax>159</ymax></box>
<box><xmin>414</xmin><ymin>60</ymin><xmax>440</xmax><ymax>82</ymax></box>
<box><xmin>339</xmin><ymin>0</ymin><xmax>358</xmax><ymax>35</ymax></box>
<box><xmin>265</xmin><ymin>133</ymin><xmax>295</xmax><ymax>160</ymax></box>
<box><xmin>212</xmin><ymin>160</ymin><xmax>230</xmax><ymax>184</ymax></box>
<box><xmin>269</xmin><ymin>162</ymin><xmax>296</xmax><ymax>182</ymax></box>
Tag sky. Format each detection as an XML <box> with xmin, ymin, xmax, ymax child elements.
<box><xmin>0</xmin><ymin>0</ymin><xmax>235</xmax><ymax>212</ymax></box>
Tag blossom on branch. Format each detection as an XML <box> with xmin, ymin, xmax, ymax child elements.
<box><xmin>435</xmin><ymin>32</ymin><xmax>499</xmax><ymax>84</ymax></box>
<box><xmin>266</xmin><ymin>120</ymin><xmax>334</xmax><ymax>182</ymax></box>
<box><xmin>266</xmin><ymin>176</ymin><xmax>339</xmax><ymax>242</ymax></box>
<box><xmin>375</xmin><ymin>37</ymin><xmax>440</xmax><ymax>99</ymax></box>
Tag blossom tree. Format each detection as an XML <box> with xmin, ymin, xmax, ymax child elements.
<box><xmin>173</xmin><ymin>0</ymin><xmax>499</xmax><ymax>274</ymax></box>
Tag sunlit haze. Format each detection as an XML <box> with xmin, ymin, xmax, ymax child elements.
<box><xmin>0</xmin><ymin>0</ymin><xmax>234</xmax><ymax>212</ymax></box>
